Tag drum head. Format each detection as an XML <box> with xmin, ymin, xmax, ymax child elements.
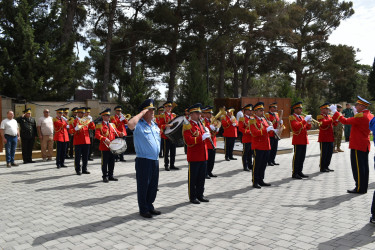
<box><xmin>164</xmin><ymin>116</ymin><xmax>184</xmax><ymax>136</ymax></box>
<box><xmin>110</xmin><ymin>138</ymin><xmax>126</xmax><ymax>151</ymax></box>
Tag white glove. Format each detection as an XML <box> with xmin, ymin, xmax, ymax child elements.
<box><xmin>266</xmin><ymin>126</ymin><xmax>273</xmax><ymax>132</ymax></box>
<box><xmin>329</xmin><ymin>104</ymin><xmax>337</xmax><ymax>114</ymax></box>
<box><xmin>62</xmin><ymin>116</ymin><xmax>67</xmax><ymax>121</ymax></box>
<box><xmin>280</xmin><ymin>120</ymin><xmax>283</xmax><ymax>125</ymax></box>
<box><xmin>202</xmin><ymin>132</ymin><xmax>211</xmax><ymax>141</ymax></box>
<box><xmin>273</xmin><ymin>129</ymin><xmax>279</xmax><ymax>134</ymax></box>
<box><xmin>352</xmin><ymin>106</ymin><xmax>357</xmax><ymax>114</ymax></box>
<box><xmin>215</xmin><ymin>127</ymin><xmax>220</xmax><ymax>132</ymax></box>
<box><xmin>74</xmin><ymin>125</ymin><xmax>80</xmax><ymax>131</ymax></box>
<box><xmin>210</xmin><ymin>125</ymin><xmax>215</xmax><ymax>131</ymax></box>
<box><xmin>305</xmin><ymin>115</ymin><xmax>312</xmax><ymax>122</ymax></box>
<box><xmin>120</xmin><ymin>116</ymin><xmax>125</xmax><ymax>121</ymax></box>
<box><xmin>66</xmin><ymin>125</ymin><xmax>70</xmax><ymax>129</ymax></box>
<box><xmin>232</xmin><ymin>123</ymin><xmax>236</xmax><ymax>127</ymax></box>
<box><xmin>88</xmin><ymin>115</ymin><xmax>93</xmax><ymax>122</ymax></box>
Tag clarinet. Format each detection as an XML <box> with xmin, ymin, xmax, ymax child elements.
<box><xmin>198</xmin><ymin>118</ymin><xmax>216</xmax><ymax>150</ymax></box>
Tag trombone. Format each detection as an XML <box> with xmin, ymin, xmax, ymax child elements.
<box><xmin>301</xmin><ymin>112</ymin><xmax>321</xmax><ymax>126</ymax></box>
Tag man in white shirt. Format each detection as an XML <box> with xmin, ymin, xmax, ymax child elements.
<box><xmin>0</xmin><ymin>111</ymin><xmax>20</xmax><ymax>167</ymax></box>
<box><xmin>37</xmin><ymin>109</ymin><xmax>54</xmax><ymax>161</ymax></box>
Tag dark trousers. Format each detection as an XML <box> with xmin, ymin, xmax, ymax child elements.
<box><xmin>252</xmin><ymin>149</ymin><xmax>268</xmax><ymax>184</ymax></box>
<box><xmin>350</xmin><ymin>149</ymin><xmax>369</xmax><ymax>193</ymax></box>
<box><xmin>225</xmin><ymin>137</ymin><xmax>236</xmax><ymax>158</ymax></box>
<box><xmin>101</xmin><ymin>150</ymin><xmax>115</xmax><ymax>178</ymax></box>
<box><xmin>242</xmin><ymin>143</ymin><xmax>253</xmax><ymax>170</ymax></box>
<box><xmin>344</xmin><ymin>125</ymin><xmax>351</xmax><ymax>141</ymax></box>
<box><xmin>67</xmin><ymin>135</ymin><xmax>74</xmax><ymax>157</ymax></box>
<box><xmin>75</xmin><ymin>144</ymin><xmax>90</xmax><ymax>172</ymax></box>
<box><xmin>292</xmin><ymin>145</ymin><xmax>307</xmax><ymax>175</ymax></box>
<box><xmin>88</xmin><ymin>135</ymin><xmax>94</xmax><ymax>158</ymax></box>
<box><xmin>188</xmin><ymin>161</ymin><xmax>207</xmax><ymax>201</ymax></box>
<box><xmin>56</xmin><ymin>141</ymin><xmax>67</xmax><ymax>167</ymax></box>
<box><xmin>371</xmin><ymin>156</ymin><xmax>375</xmax><ymax>215</ymax></box>
<box><xmin>135</xmin><ymin>157</ymin><xmax>159</xmax><ymax>214</ymax></box>
<box><xmin>164</xmin><ymin>138</ymin><xmax>176</xmax><ymax>167</ymax></box>
<box><xmin>207</xmin><ymin>149</ymin><xmax>216</xmax><ymax>175</ymax></box>
<box><xmin>268</xmin><ymin>137</ymin><xmax>278</xmax><ymax>164</ymax></box>
<box><xmin>159</xmin><ymin>139</ymin><xmax>164</xmax><ymax>157</ymax></box>
<box><xmin>21</xmin><ymin>138</ymin><xmax>34</xmax><ymax>162</ymax></box>
<box><xmin>319</xmin><ymin>142</ymin><xmax>333</xmax><ymax>170</ymax></box>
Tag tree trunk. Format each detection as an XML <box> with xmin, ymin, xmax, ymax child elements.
<box><xmin>102</xmin><ymin>0</ymin><xmax>117</xmax><ymax>102</ymax></box>
<box><xmin>61</xmin><ymin>0</ymin><xmax>77</xmax><ymax>46</ymax></box>
<box><xmin>241</xmin><ymin>42</ymin><xmax>250</xmax><ymax>97</ymax></box>
<box><xmin>218</xmin><ymin>50</ymin><xmax>225</xmax><ymax>98</ymax></box>
<box><xmin>295</xmin><ymin>47</ymin><xmax>303</xmax><ymax>97</ymax></box>
<box><xmin>230</xmin><ymin>47</ymin><xmax>239</xmax><ymax>98</ymax></box>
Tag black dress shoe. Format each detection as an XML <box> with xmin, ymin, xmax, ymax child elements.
<box><xmin>198</xmin><ymin>197</ymin><xmax>209</xmax><ymax>202</ymax></box>
<box><xmin>170</xmin><ymin>166</ymin><xmax>180</xmax><ymax>170</ymax></box>
<box><xmin>82</xmin><ymin>171</ymin><xmax>90</xmax><ymax>174</ymax></box>
<box><xmin>103</xmin><ymin>178</ymin><xmax>109</xmax><ymax>183</ymax></box>
<box><xmin>208</xmin><ymin>173</ymin><xmax>217</xmax><ymax>177</ymax></box>
<box><xmin>56</xmin><ymin>165</ymin><xmax>61</xmax><ymax>169</ymax></box>
<box><xmin>190</xmin><ymin>199</ymin><xmax>200</xmax><ymax>204</ymax></box>
<box><xmin>272</xmin><ymin>162</ymin><xmax>280</xmax><ymax>165</ymax></box>
<box><xmin>120</xmin><ymin>159</ymin><xmax>127</xmax><ymax>162</ymax></box>
<box><xmin>225</xmin><ymin>157</ymin><xmax>230</xmax><ymax>161</ymax></box>
<box><xmin>320</xmin><ymin>169</ymin><xmax>330</xmax><ymax>173</ymax></box>
<box><xmin>165</xmin><ymin>166</ymin><xmax>170</xmax><ymax>171</ymax></box>
<box><xmin>28</xmin><ymin>161</ymin><xmax>36</xmax><ymax>163</ymax></box>
<box><xmin>243</xmin><ymin>168</ymin><xmax>250</xmax><ymax>172</ymax></box>
<box><xmin>76</xmin><ymin>172</ymin><xmax>81</xmax><ymax>175</ymax></box>
<box><xmin>370</xmin><ymin>215</ymin><xmax>375</xmax><ymax>224</ymax></box>
<box><xmin>253</xmin><ymin>183</ymin><xmax>261</xmax><ymax>189</ymax></box>
<box><xmin>206</xmin><ymin>175</ymin><xmax>211</xmax><ymax>179</ymax></box>
<box><xmin>229</xmin><ymin>157</ymin><xmax>237</xmax><ymax>160</ymax></box>
<box><xmin>115</xmin><ymin>159</ymin><xmax>119</xmax><ymax>162</ymax></box>
<box><xmin>108</xmin><ymin>177</ymin><xmax>118</xmax><ymax>181</ymax></box>
<box><xmin>259</xmin><ymin>181</ymin><xmax>271</xmax><ymax>187</ymax></box>
<box><xmin>61</xmin><ymin>165</ymin><xmax>68</xmax><ymax>168</ymax></box>
<box><xmin>347</xmin><ymin>188</ymin><xmax>366</xmax><ymax>194</ymax></box>
<box><xmin>267</xmin><ymin>162</ymin><xmax>274</xmax><ymax>166</ymax></box>
<box><xmin>299</xmin><ymin>173</ymin><xmax>309</xmax><ymax>178</ymax></box>
<box><xmin>88</xmin><ymin>158</ymin><xmax>94</xmax><ymax>161</ymax></box>
<box><xmin>326</xmin><ymin>168</ymin><xmax>334</xmax><ymax>172</ymax></box>
<box><xmin>149</xmin><ymin>210</ymin><xmax>161</xmax><ymax>215</ymax></box>
<box><xmin>140</xmin><ymin>212</ymin><xmax>152</xmax><ymax>218</ymax></box>
<box><xmin>23</xmin><ymin>162</ymin><xmax>28</xmax><ymax>164</ymax></box>
<box><xmin>292</xmin><ymin>174</ymin><xmax>302</xmax><ymax>179</ymax></box>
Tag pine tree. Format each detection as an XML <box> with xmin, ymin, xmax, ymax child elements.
<box><xmin>368</xmin><ymin>57</ymin><xmax>375</xmax><ymax>99</ymax></box>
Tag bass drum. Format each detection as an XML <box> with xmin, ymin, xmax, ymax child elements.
<box><xmin>164</xmin><ymin>116</ymin><xmax>184</xmax><ymax>146</ymax></box>
<box><xmin>109</xmin><ymin>138</ymin><xmax>127</xmax><ymax>155</ymax></box>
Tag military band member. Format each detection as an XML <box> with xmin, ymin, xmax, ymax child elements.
<box><xmin>238</xmin><ymin>104</ymin><xmax>253</xmax><ymax>171</ymax></box>
<box><xmin>95</xmin><ymin>108</ymin><xmax>125</xmax><ymax>183</ymax></box>
<box><xmin>202</xmin><ymin>106</ymin><xmax>219</xmax><ymax>178</ymax></box>
<box><xmin>156</xmin><ymin>106</ymin><xmax>165</xmax><ymax>158</ymax></box>
<box><xmin>331</xmin><ymin>96</ymin><xmax>374</xmax><ymax>194</ymax></box>
<box><xmin>333</xmin><ymin>104</ymin><xmax>344</xmax><ymax>153</ymax></box>
<box><xmin>70</xmin><ymin>107</ymin><xmax>95</xmax><ymax>175</ymax></box>
<box><xmin>128</xmin><ymin>99</ymin><xmax>161</xmax><ymax>218</ymax></box>
<box><xmin>183</xmin><ymin>103</ymin><xmax>210</xmax><ymax>204</ymax></box>
<box><xmin>110</xmin><ymin>106</ymin><xmax>128</xmax><ymax>162</ymax></box>
<box><xmin>317</xmin><ymin>103</ymin><xmax>337</xmax><ymax>173</ymax></box>
<box><xmin>250</xmin><ymin>102</ymin><xmax>276</xmax><ymax>188</ymax></box>
<box><xmin>159</xmin><ymin>100</ymin><xmax>179</xmax><ymax>171</ymax></box>
<box><xmin>265</xmin><ymin>102</ymin><xmax>282</xmax><ymax>166</ymax></box>
<box><xmin>53</xmin><ymin>108</ymin><xmax>69</xmax><ymax>168</ymax></box>
<box><xmin>16</xmin><ymin>108</ymin><xmax>37</xmax><ymax>164</ymax></box>
<box><xmin>221</xmin><ymin>107</ymin><xmax>238</xmax><ymax>161</ymax></box>
<box><xmin>85</xmin><ymin>107</ymin><xmax>95</xmax><ymax>161</ymax></box>
<box><xmin>289</xmin><ymin>102</ymin><xmax>312</xmax><ymax>179</ymax></box>
<box><xmin>66</xmin><ymin>107</ymin><xmax>77</xmax><ymax>159</ymax></box>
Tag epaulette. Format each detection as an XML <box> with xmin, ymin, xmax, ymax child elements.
<box><xmin>249</xmin><ymin>117</ymin><xmax>256</xmax><ymax>125</ymax></box>
<box><xmin>239</xmin><ymin>117</ymin><xmax>245</xmax><ymax>122</ymax></box>
<box><xmin>182</xmin><ymin>123</ymin><xmax>192</xmax><ymax>132</ymax></box>
<box><xmin>110</xmin><ymin>115</ymin><xmax>115</xmax><ymax>120</ymax></box>
<box><xmin>155</xmin><ymin>115</ymin><xmax>160</xmax><ymax>119</ymax></box>
<box><xmin>317</xmin><ymin>115</ymin><xmax>323</xmax><ymax>120</ymax></box>
<box><xmin>220</xmin><ymin>115</ymin><xmax>226</xmax><ymax>120</ymax></box>
<box><xmin>265</xmin><ymin>113</ymin><xmax>270</xmax><ymax>118</ymax></box>
<box><xmin>159</xmin><ymin>114</ymin><xmax>165</xmax><ymax>119</ymax></box>
<box><xmin>53</xmin><ymin>118</ymin><xmax>58</xmax><ymax>122</ymax></box>
<box><xmin>289</xmin><ymin>115</ymin><xmax>295</xmax><ymax>121</ymax></box>
<box><xmin>354</xmin><ymin>112</ymin><xmax>364</xmax><ymax>118</ymax></box>
<box><xmin>172</xmin><ymin>113</ymin><xmax>176</xmax><ymax>118</ymax></box>
<box><xmin>95</xmin><ymin>124</ymin><xmax>102</xmax><ymax>129</ymax></box>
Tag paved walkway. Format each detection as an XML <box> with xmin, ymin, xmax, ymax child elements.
<box><xmin>1</xmin><ymin>134</ymin><xmax>375</xmax><ymax>249</ymax></box>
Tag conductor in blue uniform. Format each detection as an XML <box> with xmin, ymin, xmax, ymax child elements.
<box><xmin>128</xmin><ymin>99</ymin><xmax>161</xmax><ymax>219</ymax></box>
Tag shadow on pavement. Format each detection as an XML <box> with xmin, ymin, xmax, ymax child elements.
<box><xmin>32</xmin><ymin>201</ymin><xmax>189</xmax><ymax>246</ymax></box>
<box><xmin>12</xmin><ymin>174</ymin><xmax>74</xmax><ymax>184</ymax></box>
<box><xmin>318</xmin><ymin>223</ymin><xmax>375</xmax><ymax>249</ymax></box>
<box><xmin>270</xmin><ymin>171</ymin><xmax>322</xmax><ymax>187</ymax></box>
<box><xmin>64</xmin><ymin>192</ymin><xmax>138</xmax><ymax>207</ymax></box>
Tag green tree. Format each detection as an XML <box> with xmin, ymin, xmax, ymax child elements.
<box><xmin>368</xmin><ymin>57</ymin><xmax>375</xmax><ymax>99</ymax></box>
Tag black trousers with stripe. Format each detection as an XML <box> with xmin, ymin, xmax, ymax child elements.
<box><xmin>242</xmin><ymin>143</ymin><xmax>253</xmax><ymax>170</ymax></box>
<box><xmin>101</xmin><ymin>151</ymin><xmax>115</xmax><ymax>178</ymax></box>
<box><xmin>252</xmin><ymin>149</ymin><xmax>268</xmax><ymax>184</ymax></box>
<box><xmin>319</xmin><ymin>142</ymin><xmax>333</xmax><ymax>170</ymax></box>
<box><xmin>56</xmin><ymin>141</ymin><xmax>67</xmax><ymax>167</ymax></box>
<box><xmin>207</xmin><ymin>149</ymin><xmax>216</xmax><ymax>175</ymax></box>
<box><xmin>292</xmin><ymin>145</ymin><xmax>307</xmax><ymax>175</ymax></box>
<box><xmin>188</xmin><ymin>161</ymin><xmax>207</xmax><ymax>201</ymax></box>
<box><xmin>75</xmin><ymin>144</ymin><xmax>90</xmax><ymax>173</ymax></box>
<box><xmin>268</xmin><ymin>137</ymin><xmax>278</xmax><ymax>164</ymax></box>
<box><xmin>350</xmin><ymin>149</ymin><xmax>369</xmax><ymax>193</ymax></box>
<box><xmin>164</xmin><ymin>138</ymin><xmax>176</xmax><ymax>167</ymax></box>
<box><xmin>225</xmin><ymin>137</ymin><xmax>236</xmax><ymax>158</ymax></box>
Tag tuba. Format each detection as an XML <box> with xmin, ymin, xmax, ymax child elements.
<box><xmin>211</xmin><ymin>107</ymin><xmax>226</xmax><ymax>129</ymax></box>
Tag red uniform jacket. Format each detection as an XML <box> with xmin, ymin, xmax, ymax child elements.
<box><xmin>159</xmin><ymin>112</ymin><xmax>177</xmax><ymax>139</ymax></box>
<box><xmin>238</xmin><ymin>115</ymin><xmax>252</xmax><ymax>143</ymax></box>
<box><xmin>53</xmin><ymin>117</ymin><xmax>69</xmax><ymax>142</ymax></box>
<box><xmin>70</xmin><ymin>118</ymin><xmax>95</xmax><ymax>145</ymax></box>
<box><xmin>249</xmin><ymin>116</ymin><xmax>270</xmax><ymax>150</ymax></box>
<box><xmin>289</xmin><ymin>114</ymin><xmax>312</xmax><ymax>145</ymax></box>
<box><xmin>95</xmin><ymin>121</ymin><xmax>121</xmax><ymax>151</ymax></box>
<box><xmin>221</xmin><ymin>115</ymin><xmax>238</xmax><ymax>138</ymax></box>
<box><xmin>183</xmin><ymin>120</ymin><xmax>208</xmax><ymax>162</ymax></box>
<box><xmin>265</xmin><ymin>112</ymin><xmax>279</xmax><ymax>138</ymax></box>
<box><xmin>317</xmin><ymin>114</ymin><xmax>337</xmax><ymax>142</ymax></box>
<box><xmin>203</xmin><ymin>117</ymin><xmax>217</xmax><ymax>149</ymax></box>
<box><xmin>110</xmin><ymin>115</ymin><xmax>128</xmax><ymax>136</ymax></box>
<box><xmin>333</xmin><ymin>110</ymin><xmax>374</xmax><ymax>152</ymax></box>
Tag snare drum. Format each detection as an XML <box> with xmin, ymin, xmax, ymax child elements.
<box><xmin>109</xmin><ymin>138</ymin><xmax>127</xmax><ymax>155</ymax></box>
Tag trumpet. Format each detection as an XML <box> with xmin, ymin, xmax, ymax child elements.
<box><xmin>301</xmin><ymin>112</ymin><xmax>321</xmax><ymax>126</ymax></box>
<box><xmin>263</xmin><ymin>115</ymin><xmax>281</xmax><ymax>140</ymax></box>
<box><xmin>120</xmin><ymin>113</ymin><xmax>131</xmax><ymax>120</ymax></box>
<box><xmin>77</xmin><ymin>116</ymin><xmax>92</xmax><ymax>129</ymax></box>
